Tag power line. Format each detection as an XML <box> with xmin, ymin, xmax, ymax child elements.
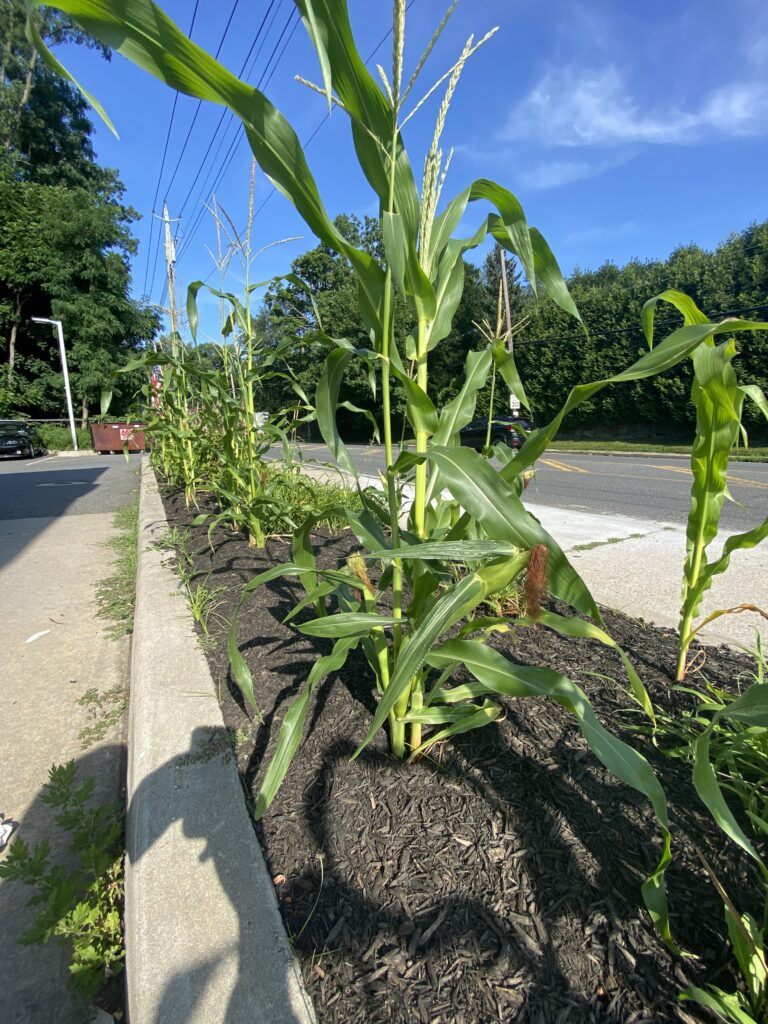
<box><xmin>175</xmin><ymin>4</ymin><xmax>298</xmax><ymax>265</ymax></box>
<box><xmin>161</xmin><ymin>0</ymin><xmax>243</xmax><ymax>202</ymax></box>
<box><xmin>141</xmin><ymin>0</ymin><xmax>201</xmax><ymax>298</ymax></box>
<box><xmin>155</xmin><ymin>0</ymin><xmax>284</xmax><ymax>298</ymax></box>
<box><xmin>173</xmin><ymin>0</ymin><xmax>284</xmax><ymax>233</ymax></box>
<box><xmin>147</xmin><ymin>0</ymin><xmax>247</xmax><ymax>303</ymax></box>
<box><xmin>250</xmin><ymin>0</ymin><xmax>419</xmax><ymax>227</ymax></box>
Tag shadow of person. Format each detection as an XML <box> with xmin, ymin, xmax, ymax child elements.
<box><xmin>0</xmin><ymin>742</ymin><xmax>126</xmax><ymax>1024</ymax></box>
<box><xmin>127</xmin><ymin>725</ymin><xmax>315</xmax><ymax>1024</ymax></box>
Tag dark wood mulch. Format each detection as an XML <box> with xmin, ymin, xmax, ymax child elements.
<box><xmin>162</xmin><ymin>488</ymin><xmax>764</xmax><ymax>1024</ymax></box>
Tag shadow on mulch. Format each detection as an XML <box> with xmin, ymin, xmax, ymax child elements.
<box><xmin>161</xmin><ymin>488</ymin><xmax>764</xmax><ymax>1024</ymax></box>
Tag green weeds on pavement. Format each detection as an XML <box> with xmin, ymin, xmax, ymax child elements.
<box><xmin>96</xmin><ymin>496</ymin><xmax>139</xmax><ymax>639</ymax></box>
<box><xmin>0</xmin><ymin>762</ymin><xmax>124</xmax><ymax>1004</ymax></box>
<box><xmin>76</xmin><ymin>685</ymin><xmax>129</xmax><ymax>751</ymax></box>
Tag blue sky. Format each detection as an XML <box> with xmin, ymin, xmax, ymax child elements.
<box><xmin>57</xmin><ymin>0</ymin><xmax>768</xmax><ymax>340</ymax></box>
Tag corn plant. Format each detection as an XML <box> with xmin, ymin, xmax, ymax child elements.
<box><xmin>31</xmin><ymin>0</ymin><xmax>768</xmax><ymax>947</ymax></box>
<box><xmin>642</xmin><ymin>291</ymin><xmax>768</xmax><ymax>680</ymax></box>
<box><xmin>677</xmin><ymin>680</ymin><xmax>768</xmax><ymax>1023</ymax></box>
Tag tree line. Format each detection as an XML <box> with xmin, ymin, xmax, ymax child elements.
<box><xmin>0</xmin><ymin>0</ymin><xmax>158</xmax><ymax>421</ymax></box>
<box><xmin>260</xmin><ymin>214</ymin><xmax>768</xmax><ymax>441</ymax></box>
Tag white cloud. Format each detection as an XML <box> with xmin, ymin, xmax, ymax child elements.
<box><xmin>563</xmin><ymin>221</ymin><xmax>641</xmax><ymax>245</ymax></box>
<box><xmin>518</xmin><ymin>155</ymin><xmax>629</xmax><ymax>189</ymax></box>
<box><xmin>503</xmin><ymin>66</ymin><xmax>768</xmax><ymax>146</ymax></box>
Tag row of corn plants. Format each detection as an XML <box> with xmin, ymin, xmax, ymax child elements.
<box><xmin>31</xmin><ymin>0</ymin><xmax>768</xmax><ymax>988</ymax></box>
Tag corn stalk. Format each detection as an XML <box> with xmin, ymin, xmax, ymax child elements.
<box><xmin>642</xmin><ymin>291</ymin><xmax>768</xmax><ymax>680</ymax></box>
<box><xmin>30</xmin><ymin>0</ymin><xmax>768</xmax><ymax>948</ymax></box>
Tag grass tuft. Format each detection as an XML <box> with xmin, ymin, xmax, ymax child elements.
<box><xmin>96</xmin><ymin>495</ymin><xmax>139</xmax><ymax>639</ymax></box>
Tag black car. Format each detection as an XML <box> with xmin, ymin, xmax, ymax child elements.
<box><xmin>459</xmin><ymin>416</ymin><xmax>534</xmax><ymax>451</ymax></box>
<box><xmin>0</xmin><ymin>423</ymin><xmax>47</xmax><ymax>459</ymax></box>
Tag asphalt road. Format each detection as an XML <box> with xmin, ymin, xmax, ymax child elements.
<box><xmin>0</xmin><ymin>452</ymin><xmax>141</xmax><ymax>520</ymax></box>
<box><xmin>285</xmin><ymin>443</ymin><xmax>768</xmax><ymax>530</ymax></box>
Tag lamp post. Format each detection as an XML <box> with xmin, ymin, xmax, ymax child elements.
<box><xmin>31</xmin><ymin>317</ymin><xmax>78</xmax><ymax>451</ymax></box>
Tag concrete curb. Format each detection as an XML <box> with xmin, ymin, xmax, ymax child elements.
<box><xmin>52</xmin><ymin>449</ymin><xmax>98</xmax><ymax>457</ymax></box>
<box><xmin>549</xmin><ymin>447</ymin><xmax>691</xmax><ymax>460</ymax></box>
<box><xmin>548</xmin><ymin>447</ymin><xmax>766</xmax><ymax>463</ymax></box>
<box><xmin>127</xmin><ymin>459</ymin><xmax>315</xmax><ymax>1024</ymax></box>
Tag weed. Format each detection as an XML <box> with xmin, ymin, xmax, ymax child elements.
<box><xmin>0</xmin><ymin>762</ymin><xmax>124</xmax><ymax>1002</ymax></box>
<box><xmin>96</xmin><ymin>496</ymin><xmax>139</xmax><ymax>639</ymax></box>
<box><xmin>155</xmin><ymin>525</ymin><xmax>191</xmax><ymax>553</ymax></box>
<box><xmin>186</xmin><ymin>579</ymin><xmax>227</xmax><ymax>637</ymax></box>
<box><xmin>76</xmin><ymin>685</ymin><xmax>129</xmax><ymax>750</ymax></box>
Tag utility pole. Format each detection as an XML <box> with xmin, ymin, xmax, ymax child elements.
<box><xmin>498</xmin><ymin>248</ymin><xmax>521</xmax><ymax>417</ymax></box>
<box><xmin>498</xmin><ymin>247</ymin><xmax>514</xmax><ymax>355</ymax></box>
<box><xmin>162</xmin><ymin>202</ymin><xmax>179</xmax><ymax>354</ymax></box>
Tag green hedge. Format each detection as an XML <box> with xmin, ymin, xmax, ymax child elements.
<box><xmin>36</xmin><ymin>424</ymin><xmax>93</xmax><ymax>451</ymax></box>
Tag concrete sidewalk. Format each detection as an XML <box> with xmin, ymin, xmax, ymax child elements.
<box><xmin>0</xmin><ymin>512</ymin><xmax>130</xmax><ymax>1022</ymax></box>
<box><xmin>529</xmin><ymin>502</ymin><xmax>768</xmax><ymax>653</ymax></box>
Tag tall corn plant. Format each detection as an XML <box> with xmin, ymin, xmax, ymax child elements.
<box><xmin>185</xmin><ymin>177</ymin><xmax>303</xmax><ymax>547</ymax></box>
<box><xmin>642</xmin><ymin>291</ymin><xmax>768</xmax><ymax>680</ymax></box>
<box><xmin>30</xmin><ymin>0</ymin><xmax>768</xmax><ymax>946</ymax></box>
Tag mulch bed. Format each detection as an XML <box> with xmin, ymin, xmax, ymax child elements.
<box><xmin>162</xmin><ymin>487</ymin><xmax>764</xmax><ymax>1024</ymax></box>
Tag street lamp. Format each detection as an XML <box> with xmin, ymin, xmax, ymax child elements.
<box><xmin>31</xmin><ymin>317</ymin><xmax>78</xmax><ymax>451</ymax></box>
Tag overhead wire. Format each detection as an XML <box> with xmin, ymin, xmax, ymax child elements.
<box><xmin>190</xmin><ymin>7</ymin><xmax>300</xmax><ymax>226</ymax></box>
<box><xmin>161</xmin><ymin>0</ymin><xmax>243</xmax><ymax>201</ymax></box>
<box><xmin>171</xmin><ymin>0</ymin><xmax>280</xmax><ymax>234</ymax></box>
<box><xmin>147</xmin><ymin>0</ymin><xmax>244</xmax><ymax>303</ymax></box>
<box><xmin>141</xmin><ymin>0</ymin><xmax>201</xmax><ymax>299</ymax></box>
<box><xmin>175</xmin><ymin>3</ymin><xmax>298</xmax><ymax>265</ymax></box>
<box><xmin>250</xmin><ymin>0</ymin><xmax>419</xmax><ymax>228</ymax></box>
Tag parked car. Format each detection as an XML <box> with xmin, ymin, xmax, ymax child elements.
<box><xmin>0</xmin><ymin>422</ymin><xmax>47</xmax><ymax>459</ymax></box>
<box><xmin>459</xmin><ymin>416</ymin><xmax>534</xmax><ymax>451</ymax></box>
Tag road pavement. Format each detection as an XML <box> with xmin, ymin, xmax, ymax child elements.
<box><xmin>0</xmin><ymin>451</ymin><xmax>139</xmax><ymax>522</ymax></box>
<box><xmin>0</xmin><ymin>452</ymin><xmax>138</xmax><ymax>1022</ymax></box>
<box><xmin>281</xmin><ymin>443</ymin><xmax>768</xmax><ymax>531</ymax></box>
<box><xmin>291</xmin><ymin>444</ymin><xmax>768</xmax><ymax>652</ymax></box>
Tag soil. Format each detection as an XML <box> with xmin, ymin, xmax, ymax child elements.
<box><xmin>162</xmin><ymin>488</ymin><xmax>764</xmax><ymax>1024</ymax></box>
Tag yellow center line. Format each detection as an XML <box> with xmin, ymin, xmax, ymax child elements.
<box><xmin>539</xmin><ymin>458</ymin><xmax>590</xmax><ymax>474</ymax></box>
<box><xmin>647</xmin><ymin>464</ymin><xmax>691</xmax><ymax>476</ymax></box>
<box><xmin>648</xmin><ymin>464</ymin><xmax>768</xmax><ymax>490</ymax></box>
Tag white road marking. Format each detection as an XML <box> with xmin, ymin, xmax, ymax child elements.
<box><xmin>24</xmin><ymin>629</ymin><xmax>50</xmax><ymax>644</ymax></box>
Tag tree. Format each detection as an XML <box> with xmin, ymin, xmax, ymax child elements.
<box><xmin>515</xmin><ymin>225</ymin><xmax>768</xmax><ymax>436</ymax></box>
<box><xmin>0</xmin><ymin>0</ymin><xmax>159</xmax><ymax>418</ymax></box>
<box><xmin>263</xmin><ymin>213</ymin><xmax>495</xmax><ymax>436</ymax></box>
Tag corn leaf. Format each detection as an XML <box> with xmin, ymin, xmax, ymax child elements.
<box><xmin>426</xmin><ymin>638</ymin><xmax>675</xmax><ymax>947</ymax></box>
<box><xmin>409</xmin><ymin>703</ymin><xmax>502</xmax><ymax>759</ymax></box>
<box><xmin>353</xmin><ymin>555</ymin><xmax>529</xmax><ymax>757</ymax></box>
<box><xmin>692</xmin><ymin>684</ymin><xmax>768</xmax><ymax>877</ymax></box>
<box><xmin>297</xmin><ymin>612</ymin><xmax>399</xmax><ymax>638</ymax></box>
<box><xmin>425</xmin><ymin>445</ymin><xmax>600</xmax><ymax>620</ymax></box>
<box><xmin>254</xmin><ymin>636</ymin><xmax>359</xmax><ymax>818</ymax></box>
<box><xmin>679</xmin><ymin>986</ymin><xmax>757</xmax><ymax>1024</ymax></box>
<box><xmin>528</xmin><ymin>609</ymin><xmax>654</xmax><ymax>724</ymax></box>
<box><xmin>316</xmin><ymin>348</ymin><xmax>358</xmax><ymax>476</ymax></box>
<box><xmin>227</xmin><ymin>626</ymin><xmax>261</xmax><ymax>718</ymax></box>
<box><xmin>365</xmin><ymin>540</ymin><xmax>521</xmax><ymax>561</ymax></box>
